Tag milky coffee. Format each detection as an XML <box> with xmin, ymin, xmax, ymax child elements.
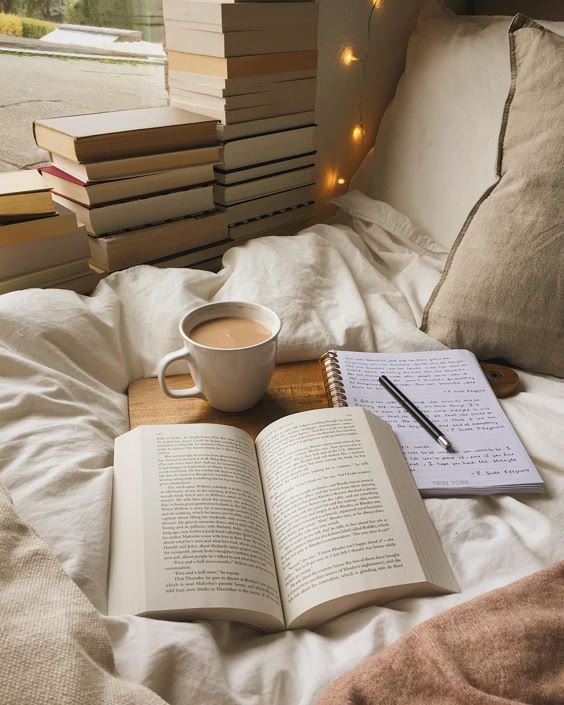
<box><xmin>189</xmin><ymin>315</ymin><xmax>272</xmax><ymax>349</ymax></box>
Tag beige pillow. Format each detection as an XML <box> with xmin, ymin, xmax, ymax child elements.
<box><xmin>351</xmin><ymin>6</ymin><xmax>564</xmax><ymax>252</ymax></box>
<box><xmin>421</xmin><ymin>15</ymin><xmax>564</xmax><ymax>377</ymax></box>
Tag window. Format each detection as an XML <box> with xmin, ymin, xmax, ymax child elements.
<box><xmin>0</xmin><ymin>0</ymin><xmax>167</xmax><ymax>171</ymax></box>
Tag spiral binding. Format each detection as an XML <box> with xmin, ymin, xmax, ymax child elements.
<box><xmin>319</xmin><ymin>351</ymin><xmax>349</xmax><ymax>407</ymax></box>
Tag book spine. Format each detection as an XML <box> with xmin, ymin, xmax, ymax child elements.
<box><xmin>319</xmin><ymin>351</ymin><xmax>348</xmax><ymax>408</ymax></box>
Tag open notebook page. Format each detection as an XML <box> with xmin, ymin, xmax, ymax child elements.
<box><xmin>332</xmin><ymin>350</ymin><xmax>542</xmax><ymax>495</ymax></box>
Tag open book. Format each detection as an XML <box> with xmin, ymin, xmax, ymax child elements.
<box><xmin>109</xmin><ymin>407</ymin><xmax>458</xmax><ymax>632</ymax></box>
<box><xmin>321</xmin><ymin>349</ymin><xmax>543</xmax><ymax>495</ymax></box>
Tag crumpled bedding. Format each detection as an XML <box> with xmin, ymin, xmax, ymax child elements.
<box><xmin>1</xmin><ymin>190</ymin><xmax>563</xmax><ymax>705</ymax></box>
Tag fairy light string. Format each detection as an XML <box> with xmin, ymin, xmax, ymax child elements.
<box><xmin>336</xmin><ymin>0</ymin><xmax>382</xmax><ymax>187</ymax></box>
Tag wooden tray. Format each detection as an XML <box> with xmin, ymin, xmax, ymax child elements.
<box><xmin>128</xmin><ymin>359</ymin><xmax>329</xmax><ymax>440</ymax></box>
<box><xmin>128</xmin><ymin>359</ymin><xmax>517</xmax><ymax>440</ymax></box>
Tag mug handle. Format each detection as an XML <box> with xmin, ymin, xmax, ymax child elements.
<box><xmin>157</xmin><ymin>348</ymin><xmax>206</xmax><ymax>400</ymax></box>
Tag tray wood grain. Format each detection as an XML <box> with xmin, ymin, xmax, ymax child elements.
<box><xmin>128</xmin><ymin>359</ymin><xmax>517</xmax><ymax>440</ymax></box>
<box><xmin>128</xmin><ymin>359</ymin><xmax>328</xmax><ymax>440</ymax></box>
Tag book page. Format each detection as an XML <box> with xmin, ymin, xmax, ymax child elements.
<box><xmin>136</xmin><ymin>424</ymin><xmax>284</xmax><ymax>628</ymax></box>
<box><xmin>255</xmin><ymin>407</ymin><xmax>426</xmax><ymax>627</ymax></box>
<box><xmin>334</xmin><ymin>350</ymin><xmax>541</xmax><ymax>494</ymax></box>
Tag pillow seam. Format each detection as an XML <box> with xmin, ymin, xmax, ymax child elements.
<box><xmin>419</xmin><ymin>178</ymin><xmax>499</xmax><ymax>332</ymax></box>
<box><xmin>420</xmin><ymin>13</ymin><xmax>534</xmax><ymax>334</ymax></box>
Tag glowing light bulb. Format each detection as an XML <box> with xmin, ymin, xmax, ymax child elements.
<box><xmin>337</xmin><ymin>177</ymin><xmax>346</xmax><ymax>185</ymax></box>
<box><xmin>351</xmin><ymin>125</ymin><xmax>365</xmax><ymax>143</ymax></box>
<box><xmin>373</xmin><ymin>0</ymin><xmax>383</xmax><ymax>9</ymax></box>
<box><xmin>340</xmin><ymin>46</ymin><xmax>357</xmax><ymax>66</ymax></box>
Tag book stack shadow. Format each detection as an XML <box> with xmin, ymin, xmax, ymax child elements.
<box><xmin>33</xmin><ymin>107</ymin><xmax>232</xmax><ymax>275</ymax></box>
<box><xmin>0</xmin><ymin>169</ymin><xmax>100</xmax><ymax>294</ymax></box>
<box><xmin>165</xmin><ymin>0</ymin><xmax>318</xmax><ymax>241</ymax></box>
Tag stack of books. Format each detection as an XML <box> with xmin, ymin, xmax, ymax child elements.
<box><xmin>0</xmin><ymin>170</ymin><xmax>100</xmax><ymax>295</ymax></box>
<box><xmin>33</xmin><ymin>106</ymin><xmax>230</xmax><ymax>274</ymax></box>
<box><xmin>164</xmin><ymin>0</ymin><xmax>318</xmax><ymax>242</ymax></box>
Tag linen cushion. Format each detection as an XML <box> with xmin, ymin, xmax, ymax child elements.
<box><xmin>0</xmin><ymin>482</ymin><xmax>166</xmax><ymax>705</ymax></box>
<box><xmin>421</xmin><ymin>15</ymin><xmax>564</xmax><ymax>377</ymax></box>
<box><xmin>351</xmin><ymin>1</ymin><xmax>564</xmax><ymax>250</ymax></box>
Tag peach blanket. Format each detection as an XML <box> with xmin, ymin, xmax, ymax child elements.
<box><xmin>318</xmin><ymin>561</ymin><xmax>564</xmax><ymax>705</ymax></box>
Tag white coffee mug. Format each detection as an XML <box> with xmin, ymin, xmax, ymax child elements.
<box><xmin>157</xmin><ymin>301</ymin><xmax>281</xmax><ymax>412</ymax></box>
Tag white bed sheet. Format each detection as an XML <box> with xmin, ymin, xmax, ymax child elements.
<box><xmin>1</xmin><ymin>192</ymin><xmax>563</xmax><ymax>705</ymax></box>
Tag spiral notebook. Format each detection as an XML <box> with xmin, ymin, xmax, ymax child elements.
<box><xmin>320</xmin><ymin>349</ymin><xmax>543</xmax><ymax>496</ymax></box>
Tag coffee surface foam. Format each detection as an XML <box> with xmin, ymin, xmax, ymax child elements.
<box><xmin>189</xmin><ymin>316</ymin><xmax>271</xmax><ymax>349</ymax></box>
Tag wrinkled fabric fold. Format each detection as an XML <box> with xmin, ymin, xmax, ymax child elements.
<box><xmin>0</xmin><ymin>210</ymin><xmax>563</xmax><ymax>705</ymax></box>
